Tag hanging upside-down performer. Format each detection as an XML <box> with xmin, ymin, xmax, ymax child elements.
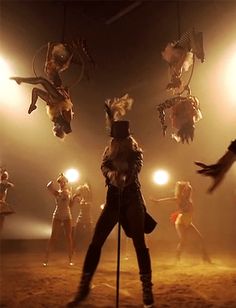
<box><xmin>10</xmin><ymin>74</ymin><xmax>74</xmax><ymax>139</ymax></box>
<box><xmin>150</xmin><ymin>181</ymin><xmax>211</xmax><ymax>263</ymax></box>
<box><xmin>44</xmin><ymin>173</ymin><xmax>73</xmax><ymax>266</ymax></box>
<box><xmin>10</xmin><ymin>38</ymin><xmax>95</xmax><ymax>139</ymax></box>
<box><xmin>158</xmin><ymin>28</ymin><xmax>204</xmax><ymax>143</ymax></box>
<box><xmin>67</xmin><ymin>94</ymin><xmax>157</xmax><ymax>308</ymax></box>
<box><xmin>161</xmin><ymin>28</ymin><xmax>204</xmax><ymax>93</ymax></box>
<box><xmin>195</xmin><ymin>140</ymin><xmax>236</xmax><ymax>193</ymax></box>
<box><xmin>0</xmin><ymin>169</ymin><xmax>15</xmax><ymax>235</ymax></box>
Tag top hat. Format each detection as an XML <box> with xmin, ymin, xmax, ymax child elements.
<box><xmin>111</xmin><ymin>121</ymin><xmax>130</xmax><ymax>139</ymax></box>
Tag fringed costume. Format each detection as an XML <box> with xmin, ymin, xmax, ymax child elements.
<box><xmin>10</xmin><ymin>76</ymin><xmax>74</xmax><ymax>139</ymax></box>
<box><xmin>158</xmin><ymin>28</ymin><xmax>204</xmax><ymax>143</ymax></box>
<box><xmin>0</xmin><ymin>169</ymin><xmax>15</xmax><ymax>235</ymax></box>
<box><xmin>44</xmin><ymin>173</ymin><xmax>73</xmax><ymax>266</ymax></box>
<box><xmin>157</xmin><ymin>92</ymin><xmax>202</xmax><ymax>143</ymax></box>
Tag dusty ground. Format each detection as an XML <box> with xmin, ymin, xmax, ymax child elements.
<box><xmin>1</xmin><ymin>243</ymin><xmax>236</xmax><ymax>308</ymax></box>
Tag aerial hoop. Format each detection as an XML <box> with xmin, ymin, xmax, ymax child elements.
<box><xmin>177</xmin><ymin>54</ymin><xmax>195</xmax><ymax>96</ymax></box>
<box><xmin>68</xmin><ymin>52</ymin><xmax>85</xmax><ymax>89</ymax></box>
<box><xmin>31</xmin><ymin>42</ymin><xmax>86</xmax><ymax>89</ymax></box>
<box><xmin>31</xmin><ymin>43</ymin><xmax>47</xmax><ymax>78</ymax></box>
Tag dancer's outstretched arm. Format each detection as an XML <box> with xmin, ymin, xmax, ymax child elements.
<box><xmin>149</xmin><ymin>196</ymin><xmax>176</xmax><ymax>203</ymax></box>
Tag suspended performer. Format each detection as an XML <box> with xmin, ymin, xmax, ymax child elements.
<box><xmin>10</xmin><ymin>75</ymin><xmax>74</xmax><ymax>139</ymax></box>
<box><xmin>67</xmin><ymin>95</ymin><xmax>157</xmax><ymax>308</ymax></box>
<box><xmin>0</xmin><ymin>168</ymin><xmax>15</xmax><ymax>236</ymax></box>
<box><xmin>150</xmin><ymin>181</ymin><xmax>211</xmax><ymax>263</ymax></box>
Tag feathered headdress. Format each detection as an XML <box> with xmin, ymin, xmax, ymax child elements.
<box><xmin>104</xmin><ymin>93</ymin><xmax>133</xmax><ymax>129</ymax></box>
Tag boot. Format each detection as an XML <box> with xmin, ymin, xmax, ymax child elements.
<box><xmin>67</xmin><ymin>273</ymin><xmax>92</xmax><ymax>307</ymax></box>
<box><xmin>67</xmin><ymin>244</ymin><xmax>101</xmax><ymax>307</ymax></box>
<box><xmin>140</xmin><ymin>273</ymin><xmax>154</xmax><ymax>308</ymax></box>
<box><xmin>136</xmin><ymin>248</ymin><xmax>154</xmax><ymax>307</ymax></box>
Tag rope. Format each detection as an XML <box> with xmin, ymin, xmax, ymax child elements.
<box><xmin>177</xmin><ymin>1</ymin><xmax>181</xmax><ymax>40</ymax></box>
<box><xmin>61</xmin><ymin>2</ymin><xmax>67</xmax><ymax>42</ymax></box>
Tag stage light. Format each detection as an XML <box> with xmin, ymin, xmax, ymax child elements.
<box><xmin>223</xmin><ymin>52</ymin><xmax>236</xmax><ymax>104</ymax></box>
<box><xmin>64</xmin><ymin>168</ymin><xmax>80</xmax><ymax>183</ymax></box>
<box><xmin>0</xmin><ymin>56</ymin><xmax>11</xmax><ymax>82</ymax></box>
<box><xmin>0</xmin><ymin>55</ymin><xmax>24</xmax><ymax>111</ymax></box>
<box><xmin>214</xmin><ymin>45</ymin><xmax>236</xmax><ymax>107</ymax></box>
<box><xmin>153</xmin><ymin>169</ymin><xmax>169</xmax><ymax>185</ymax></box>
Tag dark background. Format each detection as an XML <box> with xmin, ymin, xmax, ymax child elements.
<box><xmin>1</xmin><ymin>1</ymin><xmax>236</xmax><ymax>250</ymax></box>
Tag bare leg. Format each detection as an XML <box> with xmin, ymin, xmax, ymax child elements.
<box><xmin>28</xmin><ymin>88</ymin><xmax>50</xmax><ymax>114</ymax></box>
<box><xmin>63</xmin><ymin>219</ymin><xmax>73</xmax><ymax>264</ymax></box>
<box><xmin>44</xmin><ymin>219</ymin><xmax>61</xmax><ymax>265</ymax></box>
<box><xmin>10</xmin><ymin>77</ymin><xmax>63</xmax><ymax>100</ymax></box>
<box><xmin>175</xmin><ymin>223</ymin><xmax>188</xmax><ymax>261</ymax></box>
<box><xmin>71</xmin><ymin>226</ymin><xmax>77</xmax><ymax>254</ymax></box>
<box><xmin>189</xmin><ymin>223</ymin><xmax>212</xmax><ymax>263</ymax></box>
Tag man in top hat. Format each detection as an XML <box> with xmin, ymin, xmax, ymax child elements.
<box><xmin>68</xmin><ymin>117</ymin><xmax>156</xmax><ymax>308</ymax></box>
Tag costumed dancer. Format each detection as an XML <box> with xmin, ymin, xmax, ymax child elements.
<box><xmin>71</xmin><ymin>183</ymin><xmax>93</xmax><ymax>252</ymax></box>
<box><xmin>44</xmin><ymin>173</ymin><xmax>73</xmax><ymax>266</ymax></box>
<box><xmin>195</xmin><ymin>140</ymin><xmax>236</xmax><ymax>193</ymax></box>
<box><xmin>158</xmin><ymin>28</ymin><xmax>204</xmax><ymax>143</ymax></box>
<box><xmin>67</xmin><ymin>94</ymin><xmax>157</xmax><ymax>308</ymax></box>
<box><xmin>10</xmin><ymin>74</ymin><xmax>73</xmax><ymax>139</ymax></box>
<box><xmin>151</xmin><ymin>181</ymin><xmax>211</xmax><ymax>263</ymax></box>
<box><xmin>0</xmin><ymin>169</ymin><xmax>15</xmax><ymax>235</ymax></box>
<box><xmin>10</xmin><ymin>37</ymin><xmax>95</xmax><ymax>139</ymax></box>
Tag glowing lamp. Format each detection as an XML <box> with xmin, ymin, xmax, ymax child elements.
<box><xmin>64</xmin><ymin>168</ymin><xmax>80</xmax><ymax>183</ymax></box>
<box><xmin>153</xmin><ymin>169</ymin><xmax>169</xmax><ymax>185</ymax></box>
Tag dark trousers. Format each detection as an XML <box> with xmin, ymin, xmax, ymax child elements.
<box><xmin>82</xmin><ymin>184</ymin><xmax>152</xmax><ymax>276</ymax></box>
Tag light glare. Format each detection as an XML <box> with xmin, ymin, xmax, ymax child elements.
<box><xmin>153</xmin><ymin>169</ymin><xmax>169</xmax><ymax>185</ymax></box>
<box><xmin>223</xmin><ymin>53</ymin><xmax>236</xmax><ymax>104</ymax></box>
<box><xmin>64</xmin><ymin>168</ymin><xmax>80</xmax><ymax>183</ymax></box>
<box><xmin>0</xmin><ymin>55</ymin><xmax>25</xmax><ymax>112</ymax></box>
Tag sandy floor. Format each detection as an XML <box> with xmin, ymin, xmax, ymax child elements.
<box><xmin>1</xmin><ymin>247</ymin><xmax>236</xmax><ymax>308</ymax></box>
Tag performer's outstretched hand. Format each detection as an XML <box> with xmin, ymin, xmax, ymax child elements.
<box><xmin>10</xmin><ymin>77</ymin><xmax>22</xmax><ymax>85</ymax></box>
<box><xmin>149</xmin><ymin>197</ymin><xmax>160</xmax><ymax>203</ymax></box>
<box><xmin>195</xmin><ymin>161</ymin><xmax>226</xmax><ymax>193</ymax></box>
<box><xmin>195</xmin><ymin>150</ymin><xmax>236</xmax><ymax>193</ymax></box>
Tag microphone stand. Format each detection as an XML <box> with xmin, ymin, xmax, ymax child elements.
<box><xmin>116</xmin><ymin>176</ymin><xmax>125</xmax><ymax>308</ymax></box>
